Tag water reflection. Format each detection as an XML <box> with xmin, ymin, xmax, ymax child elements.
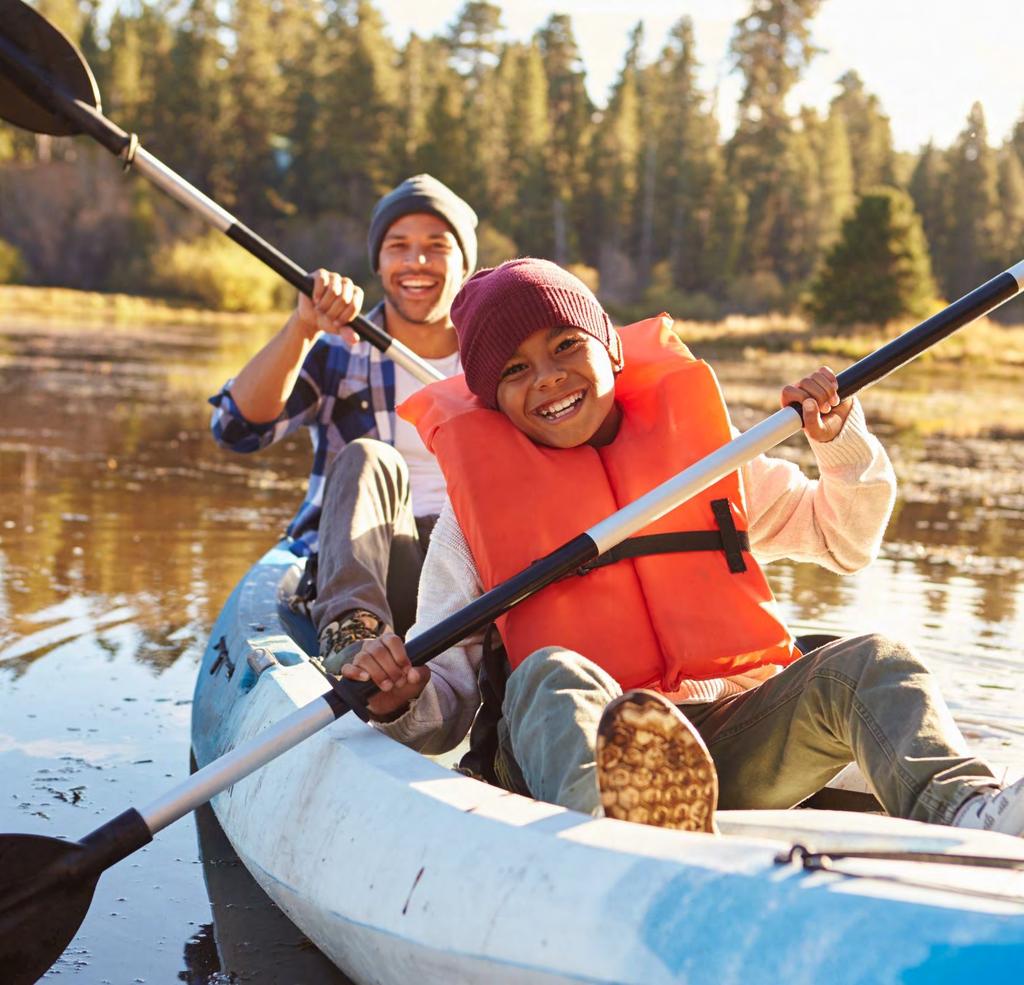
<box><xmin>1</xmin><ymin>314</ymin><xmax>1023</xmax><ymax>981</ymax></box>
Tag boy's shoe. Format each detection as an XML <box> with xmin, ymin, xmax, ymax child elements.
<box><xmin>953</xmin><ymin>776</ymin><xmax>1024</xmax><ymax>837</ymax></box>
<box><xmin>596</xmin><ymin>689</ymin><xmax>718</xmax><ymax>833</ymax></box>
<box><xmin>317</xmin><ymin>609</ymin><xmax>389</xmax><ymax>676</ymax></box>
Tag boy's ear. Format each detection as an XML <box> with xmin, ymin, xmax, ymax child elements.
<box><xmin>608</xmin><ymin>329</ymin><xmax>625</xmax><ymax>372</ymax></box>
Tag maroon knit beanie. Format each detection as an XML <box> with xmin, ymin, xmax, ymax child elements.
<box><xmin>451</xmin><ymin>258</ymin><xmax>623</xmax><ymax>408</ymax></box>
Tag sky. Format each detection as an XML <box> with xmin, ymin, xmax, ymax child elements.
<box><xmin>373</xmin><ymin>0</ymin><xmax>1024</xmax><ymax>152</ymax></box>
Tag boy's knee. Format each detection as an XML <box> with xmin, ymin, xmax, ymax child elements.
<box><xmin>819</xmin><ymin>633</ymin><xmax>929</xmax><ymax>683</ymax></box>
<box><xmin>505</xmin><ymin>647</ymin><xmax>619</xmax><ymax>711</ymax></box>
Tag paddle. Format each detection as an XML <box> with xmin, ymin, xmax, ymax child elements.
<box><xmin>3</xmin><ymin>256</ymin><xmax>1023</xmax><ymax>982</ymax></box>
<box><xmin>0</xmin><ymin>0</ymin><xmax>445</xmax><ymax>386</ymax></box>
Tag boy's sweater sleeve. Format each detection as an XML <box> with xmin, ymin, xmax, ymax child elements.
<box><xmin>372</xmin><ymin>499</ymin><xmax>487</xmax><ymax>754</ymax></box>
<box><xmin>743</xmin><ymin>398</ymin><xmax>897</xmax><ymax>573</ymax></box>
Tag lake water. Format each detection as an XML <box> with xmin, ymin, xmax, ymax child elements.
<box><xmin>1</xmin><ymin>312</ymin><xmax>1023</xmax><ymax>983</ymax></box>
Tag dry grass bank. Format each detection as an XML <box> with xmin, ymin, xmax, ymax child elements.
<box><xmin>0</xmin><ymin>284</ymin><xmax>287</xmax><ymax>327</ymax></box>
<box><xmin>677</xmin><ymin>310</ymin><xmax>1024</xmax><ymax>377</ymax></box>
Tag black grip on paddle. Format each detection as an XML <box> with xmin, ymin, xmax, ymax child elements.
<box><xmin>76</xmin><ymin>808</ymin><xmax>152</xmax><ymax>874</ymax></box>
<box><xmin>225</xmin><ymin>226</ymin><xmax>393</xmax><ymax>353</ymax></box>
<box><xmin>323</xmin><ymin>676</ymin><xmax>376</xmax><ymax>722</ymax></box>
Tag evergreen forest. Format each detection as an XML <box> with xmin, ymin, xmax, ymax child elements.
<box><xmin>2</xmin><ymin>0</ymin><xmax>1023</xmax><ymax>324</ymax></box>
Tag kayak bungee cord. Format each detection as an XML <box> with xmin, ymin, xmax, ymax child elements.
<box><xmin>776</xmin><ymin>844</ymin><xmax>1024</xmax><ymax>905</ymax></box>
<box><xmin>0</xmin><ymin>0</ymin><xmax>444</xmax><ymax>386</ymax></box>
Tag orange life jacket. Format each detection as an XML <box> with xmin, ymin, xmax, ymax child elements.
<box><xmin>401</xmin><ymin>315</ymin><xmax>799</xmax><ymax>692</ymax></box>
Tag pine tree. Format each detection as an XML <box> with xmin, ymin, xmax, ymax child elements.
<box><xmin>651</xmin><ymin>18</ymin><xmax>725</xmax><ymax>293</ymax></box>
<box><xmin>162</xmin><ymin>0</ymin><xmax>229</xmax><ymax>201</ymax></box>
<box><xmin>536</xmin><ymin>14</ymin><xmax>593</xmax><ymax>264</ymax></box>
<box><xmin>445</xmin><ymin>3</ymin><xmax>508</xmax><ymax>219</ymax></box>
<box><xmin>319</xmin><ymin>0</ymin><xmax>400</xmax><ymax>214</ymax></box>
<box><xmin>808</xmin><ymin>187</ymin><xmax>937</xmax><ymax>325</ymax></box>
<box><xmin>496</xmin><ymin>42</ymin><xmax>551</xmax><ymax>254</ymax></box>
<box><xmin>908</xmin><ymin>141</ymin><xmax>948</xmax><ymax>282</ymax></box>
<box><xmin>943</xmin><ymin>102</ymin><xmax>1003</xmax><ymax>299</ymax></box>
<box><xmin>812</xmin><ymin>107</ymin><xmax>855</xmax><ymax>249</ymax></box>
<box><xmin>726</xmin><ymin>0</ymin><xmax>823</xmax><ymax>296</ymax></box>
<box><xmin>220</xmin><ymin>0</ymin><xmax>285</xmax><ymax>219</ymax></box>
<box><xmin>997</xmin><ymin>145</ymin><xmax>1024</xmax><ymax>262</ymax></box>
<box><xmin>829</xmin><ymin>71</ymin><xmax>896</xmax><ymax>192</ymax></box>
<box><xmin>586</xmin><ymin>23</ymin><xmax>643</xmax><ymax>294</ymax></box>
<box><xmin>1011</xmin><ymin>111</ymin><xmax>1024</xmax><ymax>168</ymax></box>
<box><xmin>446</xmin><ymin>1</ymin><xmax>503</xmax><ymax>81</ymax></box>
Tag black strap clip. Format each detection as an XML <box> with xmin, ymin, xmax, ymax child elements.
<box><xmin>711</xmin><ymin>498</ymin><xmax>747</xmax><ymax>573</ymax></box>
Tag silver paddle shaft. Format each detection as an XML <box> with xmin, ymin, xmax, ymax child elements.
<box><xmin>130</xmin><ymin>146</ymin><xmax>445</xmax><ymax>385</ymax></box>
<box><xmin>139</xmin><ymin>697</ymin><xmax>336</xmax><ymax>834</ymax></box>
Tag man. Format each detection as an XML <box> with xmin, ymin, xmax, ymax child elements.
<box><xmin>209</xmin><ymin>174</ymin><xmax>478</xmax><ymax>665</ymax></box>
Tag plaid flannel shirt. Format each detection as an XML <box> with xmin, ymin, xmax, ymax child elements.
<box><xmin>209</xmin><ymin>303</ymin><xmax>401</xmax><ymax>557</ymax></box>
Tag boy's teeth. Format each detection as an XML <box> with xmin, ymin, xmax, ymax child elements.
<box><xmin>540</xmin><ymin>392</ymin><xmax>583</xmax><ymax>418</ymax></box>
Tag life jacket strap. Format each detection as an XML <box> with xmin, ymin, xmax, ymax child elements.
<box><xmin>576</xmin><ymin>500</ymin><xmax>750</xmax><ymax>576</ymax></box>
<box><xmin>710</xmin><ymin>498</ymin><xmax>748</xmax><ymax>573</ymax></box>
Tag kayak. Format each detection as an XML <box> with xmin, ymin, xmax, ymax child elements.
<box><xmin>191</xmin><ymin>542</ymin><xmax>1024</xmax><ymax>985</ymax></box>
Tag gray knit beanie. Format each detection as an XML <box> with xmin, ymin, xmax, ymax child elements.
<box><xmin>367</xmin><ymin>174</ymin><xmax>478</xmax><ymax>274</ymax></box>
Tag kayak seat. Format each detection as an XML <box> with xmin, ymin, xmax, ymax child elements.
<box><xmin>277</xmin><ymin>560</ymin><xmax>319</xmax><ymax>658</ymax></box>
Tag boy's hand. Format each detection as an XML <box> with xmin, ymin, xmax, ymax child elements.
<box><xmin>781</xmin><ymin>366</ymin><xmax>852</xmax><ymax>443</ymax></box>
<box><xmin>338</xmin><ymin>633</ymin><xmax>430</xmax><ymax>720</ymax></box>
<box><xmin>294</xmin><ymin>268</ymin><xmax>364</xmax><ymax>344</ymax></box>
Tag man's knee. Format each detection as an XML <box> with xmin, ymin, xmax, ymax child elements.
<box><xmin>329</xmin><ymin>437</ymin><xmax>406</xmax><ymax>475</ymax></box>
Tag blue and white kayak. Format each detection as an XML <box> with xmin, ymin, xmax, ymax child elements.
<box><xmin>191</xmin><ymin>543</ymin><xmax>1024</xmax><ymax>985</ymax></box>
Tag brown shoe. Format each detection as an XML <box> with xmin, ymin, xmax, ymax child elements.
<box><xmin>596</xmin><ymin>690</ymin><xmax>718</xmax><ymax>833</ymax></box>
<box><xmin>317</xmin><ymin>609</ymin><xmax>389</xmax><ymax>676</ymax></box>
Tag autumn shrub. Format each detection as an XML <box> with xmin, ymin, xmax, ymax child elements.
<box><xmin>150</xmin><ymin>231</ymin><xmax>292</xmax><ymax>312</ymax></box>
<box><xmin>0</xmin><ymin>237</ymin><xmax>26</xmax><ymax>283</ymax></box>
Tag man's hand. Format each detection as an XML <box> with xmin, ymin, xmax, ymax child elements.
<box><xmin>781</xmin><ymin>366</ymin><xmax>852</xmax><ymax>443</ymax></box>
<box><xmin>294</xmin><ymin>268</ymin><xmax>364</xmax><ymax>344</ymax></box>
<box><xmin>339</xmin><ymin>633</ymin><xmax>430</xmax><ymax>720</ymax></box>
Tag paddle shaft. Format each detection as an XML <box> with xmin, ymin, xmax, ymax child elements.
<box><xmin>133</xmin><ymin>258</ymin><xmax>1024</xmax><ymax>839</ymax></box>
<box><xmin>0</xmin><ymin>32</ymin><xmax>445</xmax><ymax>386</ymax></box>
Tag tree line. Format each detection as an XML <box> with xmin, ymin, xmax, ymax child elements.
<box><xmin>2</xmin><ymin>0</ymin><xmax>1023</xmax><ymax>323</ymax></box>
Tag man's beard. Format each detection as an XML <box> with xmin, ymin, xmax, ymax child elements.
<box><xmin>383</xmin><ymin>286</ymin><xmax>453</xmax><ymax>326</ymax></box>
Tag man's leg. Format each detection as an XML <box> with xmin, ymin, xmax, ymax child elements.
<box><xmin>686</xmin><ymin>633</ymin><xmax>997</xmax><ymax>824</ymax></box>
<box><xmin>311</xmin><ymin>438</ymin><xmax>427</xmax><ymax>643</ymax></box>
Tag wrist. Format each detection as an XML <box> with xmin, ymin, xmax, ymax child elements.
<box><xmin>369</xmin><ymin>701</ymin><xmax>412</xmax><ymax>723</ymax></box>
<box><xmin>288</xmin><ymin>309</ymin><xmax>319</xmax><ymax>344</ymax></box>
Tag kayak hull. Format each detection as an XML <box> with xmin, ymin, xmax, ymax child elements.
<box><xmin>191</xmin><ymin>544</ymin><xmax>1024</xmax><ymax>985</ymax></box>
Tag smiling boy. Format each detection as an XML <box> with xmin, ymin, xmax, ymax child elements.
<box><xmin>340</xmin><ymin>258</ymin><xmax>1024</xmax><ymax>838</ymax></box>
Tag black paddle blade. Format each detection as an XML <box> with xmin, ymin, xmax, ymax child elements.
<box><xmin>0</xmin><ymin>834</ymin><xmax>99</xmax><ymax>985</ymax></box>
<box><xmin>0</xmin><ymin>0</ymin><xmax>100</xmax><ymax>136</ymax></box>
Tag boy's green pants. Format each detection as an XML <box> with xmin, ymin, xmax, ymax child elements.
<box><xmin>496</xmin><ymin>635</ymin><xmax>997</xmax><ymax>823</ymax></box>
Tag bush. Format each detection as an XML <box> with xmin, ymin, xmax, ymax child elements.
<box><xmin>807</xmin><ymin>186</ymin><xmax>938</xmax><ymax>327</ymax></box>
<box><xmin>150</xmin><ymin>231</ymin><xmax>292</xmax><ymax>312</ymax></box>
<box><xmin>475</xmin><ymin>222</ymin><xmax>519</xmax><ymax>269</ymax></box>
<box><xmin>725</xmin><ymin>271</ymin><xmax>786</xmax><ymax>316</ymax></box>
<box><xmin>0</xmin><ymin>238</ymin><xmax>26</xmax><ymax>283</ymax></box>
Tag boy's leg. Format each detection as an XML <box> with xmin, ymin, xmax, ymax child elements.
<box><xmin>687</xmin><ymin>634</ymin><xmax>996</xmax><ymax>823</ymax></box>
<box><xmin>311</xmin><ymin>438</ymin><xmax>427</xmax><ymax>641</ymax></box>
<box><xmin>501</xmin><ymin>647</ymin><xmax>621</xmax><ymax>815</ymax></box>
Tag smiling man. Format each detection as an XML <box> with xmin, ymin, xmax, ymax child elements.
<box><xmin>209</xmin><ymin>174</ymin><xmax>478</xmax><ymax>666</ymax></box>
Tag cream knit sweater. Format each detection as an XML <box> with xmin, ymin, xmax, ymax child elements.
<box><xmin>377</xmin><ymin>399</ymin><xmax>897</xmax><ymax>755</ymax></box>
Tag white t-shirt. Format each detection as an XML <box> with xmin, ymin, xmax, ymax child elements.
<box><xmin>393</xmin><ymin>351</ymin><xmax>462</xmax><ymax>517</ymax></box>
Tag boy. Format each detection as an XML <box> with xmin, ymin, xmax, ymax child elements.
<box><xmin>339</xmin><ymin>258</ymin><xmax>1024</xmax><ymax>837</ymax></box>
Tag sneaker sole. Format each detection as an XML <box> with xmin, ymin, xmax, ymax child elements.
<box><xmin>596</xmin><ymin>690</ymin><xmax>719</xmax><ymax>833</ymax></box>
